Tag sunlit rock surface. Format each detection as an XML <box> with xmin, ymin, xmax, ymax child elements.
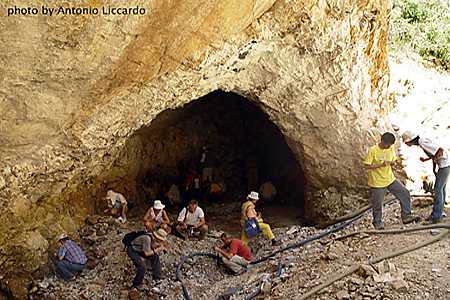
<box><xmin>0</xmin><ymin>0</ymin><xmax>392</xmax><ymax>291</ymax></box>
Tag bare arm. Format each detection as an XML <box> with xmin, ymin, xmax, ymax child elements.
<box><xmin>213</xmin><ymin>246</ymin><xmax>233</xmax><ymax>260</ymax></box>
<box><xmin>143</xmin><ymin>245</ymin><xmax>166</xmax><ymax>257</ymax></box>
<box><xmin>161</xmin><ymin>210</ymin><xmax>170</xmax><ymax>225</ymax></box>
<box><xmin>194</xmin><ymin>216</ymin><xmax>205</xmax><ymax>229</ymax></box>
<box><xmin>142</xmin><ymin>208</ymin><xmax>152</xmax><ymax>222</ymax></box>
<box><xmin>364</xmin><ymin>160</ymin><xmax>393</xmax><ymax>170</ymax></box>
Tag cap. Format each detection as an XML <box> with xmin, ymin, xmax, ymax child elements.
<box><xmin>402</xmin><ymin>129</ymin><xmax>418</xmax><ymax>143</ymax></box>
<box><xmin>57</xmin><ymin>233</ymin><xmax>68</xmax><ymax>241</ymax></box>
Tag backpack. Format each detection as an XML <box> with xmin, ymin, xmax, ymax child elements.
<box><xmin>122</xmin><ymin>231</ymin><xmax>151</xmax><ymax>251</ymax></box>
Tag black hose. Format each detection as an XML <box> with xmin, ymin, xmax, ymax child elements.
<box><xmin>177</xmin><ymin>197</ymin><xmax>397</xmax><ymax>299</ymax></box>
<box><xmin>176</xmin><ymin>252</ymin><xmax>220</xmax><ymax>300</ymax></box>
<box><xmin>251</xmin><ymin>196</ymin><xmax>396</xmax><ymax>264</ymax></box>
<box><xmin>244</xmin><ymin>261</ymin><xmax>282</xmax><ymax>300</ymax></box>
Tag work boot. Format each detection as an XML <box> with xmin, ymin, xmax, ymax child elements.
<box><xmin>234</xmin><ymin>267</ymin><xmax>247</xmax><ymax>277</ymax></box>
<box><xmin>153</xmin><ymin>273</ymin><xmax>166</xmax><ymax>280</ymax></box>
<box><xmin>132</xmin><ymin>283</ymin><xmax>144</xmax><ymax>291</ymax></box>
<box><xmin>402</xmin><ymin>215</ymin><xmax>421</xmax><ymax>225</ymax></box>
<box><xmin>423</xmin><ymin>217</ymin><xmax>441</xmax><ymax>225</ymax></box>
<box><xmin>271</xmin><ymin>239</ymin><xmax>281</xmax><ymax>246</ymax></box>
<box><xmin>373</xmin><ymin>224</ymin><xmax>385</xmax><ymax>230</ymax></box>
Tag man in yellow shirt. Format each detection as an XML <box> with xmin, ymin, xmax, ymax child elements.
<box><xmin>365</xmin><ymin>132</ymin><xmax>421</xmax><ymax>230</ymax></box>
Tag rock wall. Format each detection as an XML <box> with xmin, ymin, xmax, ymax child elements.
<box><xmin>0</xmin><ymin>0</ymin><xmax>392</xmax><ymax>291</ymax></box>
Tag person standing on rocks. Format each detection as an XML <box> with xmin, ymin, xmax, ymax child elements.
<box><xmin>54</xmin><ymin>233</ymin><xmax>87</xmax><ymax>281</ymax></box>
<box><xmin>104</xmin><ymin>189</ymin><xmax>128</xmax><ymax>223</ymax></box>
<box><xmin>364</xmin><ymin>132</ymin><xmax>421</xmax><ymax>230</ymax></box>
<box><xmin>200</xmin><ymin>146</ymin><xmax>214</xmax><ymax>182</ymax></box>
<box><xmin>241</xmin><ymin>191</ymin><xmax>280</xmax><ymax>246</ymax></box>
<box><xmin>126</xmin><ymin>228</ymin><xmax>167</xmax><ymax>290</ymax></box>
<box><xmin>175</xmin><ymin>199</ymin><xmax>208</xmax><ymax>241</ymax></box>
<box><xmin>143</xmin><ymin>200</ymin><xmax>170</xmax><ymax>232</ymax></box>
<box><xmin>213</xmin><ymin>232</ymin><xmax>251</xmax><ymax>276</ymax></box>
<box><xmin>402</xmin><ymin>129</ymin><xmax>450</xmax><ymax>224</ymax></box>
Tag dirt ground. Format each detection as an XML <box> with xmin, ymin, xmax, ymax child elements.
<box><xmin>27</xmin><ymin>193</ymin><xmax>450</xmax><ymax>300</ymax></box>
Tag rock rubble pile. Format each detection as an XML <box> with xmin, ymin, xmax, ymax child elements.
<box><xmin>24</xmin><ymin>199</ymin><xmax>450</xmax><ymax>300</ymax></box>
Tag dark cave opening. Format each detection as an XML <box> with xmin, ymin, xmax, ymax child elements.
<box><xmin>107</xmin><ymin>90</ymin><xmax>307</xmax><ymax>214</ymax></box>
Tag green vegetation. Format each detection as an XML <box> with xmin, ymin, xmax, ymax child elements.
<box><xmin>389</xmin><ymin>0</ymin><xmax>450</xmax><ymax>69</ymax></box>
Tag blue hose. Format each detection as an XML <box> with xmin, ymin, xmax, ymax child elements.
<box><xmin>244</xmin><ymin>261</ymin><xmax>283</xmax><ymax>300</ymax></box>
<box><xmin>177</xmin><ymin>197</ymin><xmax>397</xmax><ymax>299</ymax></box>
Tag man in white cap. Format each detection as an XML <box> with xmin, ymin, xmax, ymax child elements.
<box><xmin>104</xmin><ymin>190</ymin><xmax>128</xmax><ymax>223</ymax></box>
<box><xmin>403</xmin><ymin>129</ymin><xmax>450</xmax><ymax>224</ymax></box>
<box><xmin>126</xmin><ymin>228</ymin><xmax>167</xmax><ymax>290</ymax></box>
<box><xmin>143</xmin><ymin>200</ymin><xmax>170</xmax><ymax>232</ymax></box>
<box><xmin>54</xmin><ymin>234</ymin><xmax>87</xmax><ymax>280</ymax></box>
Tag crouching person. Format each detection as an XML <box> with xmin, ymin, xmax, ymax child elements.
<box><xmin>213</xmin><ymin>232</ymin><xmax>251</xmax><ymax>276</ymax></box>
<box><xmin>54</xmin><ymin>233</ymin><xmax>87</xmax><ymax>281</ymax></box>
<box><xmin>175</xmin><ymin>199</ymin><xmax>208</xmax><ymax>241</ymax></box>
<box><xmin>126</xmin><ymin>228</ymin><xmax>167</xmax><ymax>290</ymax></box>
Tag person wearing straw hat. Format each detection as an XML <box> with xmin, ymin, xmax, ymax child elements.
<box><xmin>240</xmin><ymin>191</ymin><xmax>280</xmax><ymax>246</ymax></box>
<box><xmin>53</xmin><ymin>233</ymin><xmax>87</xmax><ymax>280</ymax></box>
<box><xmin>127</xmin><ymin>228</ymin><xmax>167</xmax><ymax>290</ymax></box>
<box><xmin>402</xmin><ymin>129</ymin><xmax>450</xmax><ymax>224</ymax></box>
<box><xmin>143</xmin><ymin>200</ymin><xmax>170</xmax><ymax>232</ymax></box>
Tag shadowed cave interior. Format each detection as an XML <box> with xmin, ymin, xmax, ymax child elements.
<box><xmin>100</xmin><ymin>90</ymin><xmax>308</xmax><ymax>224</ymax></box>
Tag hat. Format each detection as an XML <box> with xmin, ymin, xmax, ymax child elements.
<box><xmin>153</xmin><ymin>228</ymin><xmax>167</xmax><ymax>241</ymax></box>
<box><xmin>248</xmin><ymin>191</ymin><xmax>259</xmax><ymax>200</ymax></box>
<box><xmin>153</xmin><ymin>200</ymin><xmax>165</xmax><ymax>210</ymax></box>
<box><xmin>402</xmin><ymin>129</ymin><xmax>418</xmax><ymax>143</ymax></box>
<box><xmin>57</xmin><ymin>233</ymin><xmax>68</xmax><ymax>241</ymax></box>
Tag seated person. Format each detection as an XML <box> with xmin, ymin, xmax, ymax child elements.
<box><xmin>143</xmin><ymin>200</ymin><xmax>170</xmax><ymax>232</ymax></box>
<box><xmin>163</xmin><ymin>181</ymin><xmax>182</xmax><ymax>206</ymax></box>
<box><xmin>175</xmin><ymin>199</ymin><xmax>208</xmax><ymax>241</ymax></box>
<box><xmin>104</xmin><ymin>190</ymin><xmax>128</xmax><ymax>223</ymax></box>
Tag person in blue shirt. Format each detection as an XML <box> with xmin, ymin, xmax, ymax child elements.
<box><xmin>54</xmin><ymin>233</ymin><xmax>87</xmax><ymax>280</ymax></box>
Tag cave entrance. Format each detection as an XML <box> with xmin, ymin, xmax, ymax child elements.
<box><xmin>108</xmin><ymin>90</ymin><xmax>307</xmax><ymax>229</ymax></box>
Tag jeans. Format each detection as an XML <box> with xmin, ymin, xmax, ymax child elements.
<box><xmin>371</xmin><ymin>179</ymin><xmax>411</xmax><ymax>226</ymax></box>
<box><xmin>53</xmin><ymin>259</ymin><xmax>86</xmax><ymax>279</ymax></box>
<box><xmin>126</xmin><ymin>247</ymin><xmax>161</xmax><ymax>286</ymax></box>
<box><xmin>429</xmin><ymin>166</ymin><xmax>450</xmax><ymax>221</ymax></box>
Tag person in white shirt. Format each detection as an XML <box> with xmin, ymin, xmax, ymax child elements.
<box><xmin>143</xmin><ymin>200</ymin><xmax>170</xmax><ymax>232</ymax></box>
<box><xmin>403</xmin><ymin>130</ymin><xmax>450</xmax><ymax>224</ymax></box>
<box><xmin>104</xmin><ymin>190</ymin><xmax>128</xmax><ymax>223</ymax></box>
<box><xmin>175</xmin><ymin>199</ymin><xmax>208</xmax><ymax>241</ymax></box>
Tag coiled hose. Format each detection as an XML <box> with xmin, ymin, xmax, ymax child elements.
<box><xmin>177</xmin><ymin>197</ymin><xmax>398</xmax><ymax>299</ymax></box>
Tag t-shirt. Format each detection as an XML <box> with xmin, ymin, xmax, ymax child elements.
<box><xmin>259</xmin><ymin>181</ymin><xmax>277</xmax><ymax>199</ymax></box>
<box><xmin>177</xmin><ymin>206</ymin><xmax>204</xmax><ymax>226</ymax></box>
<box><xmin>106</xmin><ymin>190</ymin><xmax>127</xmax><ymax>209</ymax></box>
<box><xmin>365</xmin><ymin>144</ymin><xmax>396</xmax><ymax>188</ymax></box>
<box><xmin>131</xmin><ymin>234</ymin><xmax>153</xmax><ymax>253</ymax></box>
<box><xmin>58</xmin><ymin>240</ymin><xmax>87</xmax><ymax>264</ymax></box>
<box><xmin>419</xmin><ymin>138</ymin><xmax>450</xmax><ymax>169</ymax></box>
<box><xmin>168</xmin><ymin>185</ymin><xmax>182</xmax><ymax>204</ymax></box>
<box><xmin>229</xmin><ymin>239</ymin><xmax>252</xmax><ymax>261</ymax></box>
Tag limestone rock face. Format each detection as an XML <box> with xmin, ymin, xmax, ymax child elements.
<box><xmin>0</xmin><ymin>0</ymin><xmax>392</xmax><ymax>290</ymax></box>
